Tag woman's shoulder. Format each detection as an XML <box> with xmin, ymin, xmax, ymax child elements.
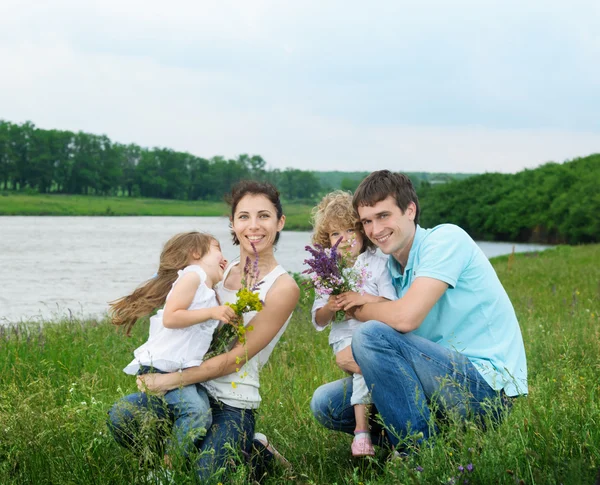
<box><xmin>266</xmin><ymin>270</ymin><xmax>300</xmax><ymax>300</ymax></box>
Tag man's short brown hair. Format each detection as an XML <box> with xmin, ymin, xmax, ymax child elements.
<box><xmin>352</xmin><ymin>170</ymin><xmax>420</xmax><ymax>225</ymax></box>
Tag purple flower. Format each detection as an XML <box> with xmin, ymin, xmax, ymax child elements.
<box><xmin>303</xmin><ymin>237</ymin><xmax>366</xmax><ymax>301</ymax></box>
<box><xmin>466</xmin><ymin>463</ymin><xmax>474</xmax><ymax>472</ymax></box>
<box><xmin>415</xmin><ymin>466</ymin><xmax>423</xmax><ymax>473</ymax></box>
<box><xmin>458</xmin><ymin>465</ymin><xmax>464</xmax><ymax>473</ymax></box>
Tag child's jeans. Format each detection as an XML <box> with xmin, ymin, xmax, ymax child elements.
<box><xmin>332</xmin><ymin>338</ymin><xmax>371</xmax><ymax>406</ymax></box>
<box><xmin>138</xmin><ymin>365</ymin><xmax>212</xmax><ymax>459</ymax></box>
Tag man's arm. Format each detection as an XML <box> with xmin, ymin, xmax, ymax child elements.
<box><xmin>353</xmin><ymin>277</ymin><xmax>448</xmax><ymax>332</ymax></box>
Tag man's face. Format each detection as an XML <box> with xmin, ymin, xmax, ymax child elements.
<box><xmin>357</xmin><ymin>196</ymin><xmax>416</xmax><ymax>262</ymax></box>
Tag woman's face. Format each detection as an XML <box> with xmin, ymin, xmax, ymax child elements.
<box><xmin>231</xmin><ymin>194</ymin><xmax>285</xmax><ymax>254</ymax></box>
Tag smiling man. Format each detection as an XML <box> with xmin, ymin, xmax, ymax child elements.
<box><xmin>310</xmin><ymin>170</ymin><xmax>528</xmax><ymax>452</ymax></box>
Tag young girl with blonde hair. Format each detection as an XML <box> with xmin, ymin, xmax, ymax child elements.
<box><xmin>110</xmin><ymin>231</ymin><xmax>234</xmax><ymax>465</ymax></box>
<box><xmin>310</xmin><ymin>191</ymin><xmax>396</xmax><ymax>457</ymax></box>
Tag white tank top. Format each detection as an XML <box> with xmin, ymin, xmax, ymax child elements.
<box><xmin>202</xmin><ymin>261</ymin><xmax>292</xmax><ymax>409</ymax></box>
<box><xmin>123</xmin><ymin>265</ymin><xmax>220</xmax><ymax>374</ymax></box>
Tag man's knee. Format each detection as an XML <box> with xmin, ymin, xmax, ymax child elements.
<box><xmin>351</xmin><ymin>320</ymin><xmax>387</xmax><ymax>362</ymax></box>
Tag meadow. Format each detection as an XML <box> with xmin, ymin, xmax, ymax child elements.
<box><xmin>0</xmin><ymin>245</ymin><xmax>598</xmax><ymax>484</ymax></box>
<box><xmin>0</xmin><ymin>193</ymin><xmax>313</xmax><ymax>230</ymax></box>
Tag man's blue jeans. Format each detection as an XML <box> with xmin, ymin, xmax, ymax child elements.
<box><xmin>310</xmin><ymin>321</ymin><xmax>511</xmax><ymax>448</ymax></box>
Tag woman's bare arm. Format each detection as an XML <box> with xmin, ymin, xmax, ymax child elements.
<box><xmin>138</xmin><ymin>274</ymin><xmax>300</xmax><ymax>394</ymax></box>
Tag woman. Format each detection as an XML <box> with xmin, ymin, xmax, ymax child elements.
<box><xmin>107</xmin><ymin>180</ymin><xmax>300</xmax><ymax>482</ymax></box>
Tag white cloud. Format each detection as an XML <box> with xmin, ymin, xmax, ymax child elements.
<box><xmin>0</xmin><ymin>0</ymin><xmax>598</xmax><ymax>173</ymax></box>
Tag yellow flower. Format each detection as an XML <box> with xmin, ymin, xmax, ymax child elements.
<box><xmin>231</xmin><ymin>382</ymin><xmax>237</xmax><ymax>389</ymax></box>
<box><xmin>235</xmin><ymin>356</ymin><xmax>242</xmax><ymax>364</ymax></box>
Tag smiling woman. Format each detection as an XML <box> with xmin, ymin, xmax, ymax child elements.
<box><xmin>107</xmin><ymin>180</ymin><xmax>300</xmax><ymax>482</ymax></box>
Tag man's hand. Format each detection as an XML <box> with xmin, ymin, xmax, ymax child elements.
<box><xmin>211</xmin><ymin>305</ymin><xmax>236</xmax><ymax>324</ymax></box>
<box><xmin>336</xmin><ymin>291</ymin><xmax>368</xmax><ymax>311</ymax></box>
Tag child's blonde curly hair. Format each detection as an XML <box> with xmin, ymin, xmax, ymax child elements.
<box><xmin>311</xmin><ymin>190</ymin><xmax>374</xmax><ymax>251</ymax></box>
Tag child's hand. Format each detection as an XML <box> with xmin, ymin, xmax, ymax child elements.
<box><xmin>337</xmin><ymin>291</ymin><xmax>367</xmax><ymax>311</ymax></box>
<box><xmin>324</xmin><ymin>295</ymin><xmax>343</xmax><ymax>313</ymax></box>
<box><xmin>211</xmin><ymin>305</ymin><xmax>237</xmax><ymax>324</ymax></box>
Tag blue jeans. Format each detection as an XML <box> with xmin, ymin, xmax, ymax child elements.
<box><xmin>108</xmin><ymin>388</ymin><xmax>255</xmax><ymax>482</ymax></box>
<box><xmin>311</xmin><ymin>321</ymin><xmax>511</xmax><ymax>448</ymax></box>
<box><xmin>148</xmin><ymin>366</ymin><xmax>212</xmax><ymax>459</ymax></box>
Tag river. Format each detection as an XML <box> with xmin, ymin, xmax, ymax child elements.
<box><xmin>0</xmin><ymin>216</ymin><xmax>552</xmax><ymax>324</ymax></box>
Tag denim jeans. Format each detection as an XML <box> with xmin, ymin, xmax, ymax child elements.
<box><xmin>107</xmin><ymin>388</ymin><xmax>255</xmax><ymax>483</ymax></box>
<box><xmin>311</xmin><ymin>321</ymin><xmax>510</xmax><ymax>448</ymax></box>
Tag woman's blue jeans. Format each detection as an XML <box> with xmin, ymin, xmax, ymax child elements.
<box><xmin>107</xmin><ymin>391</ymin><xmax>255</xmax><ymax>483</ymax></box>
<box><xmin>310</xmin><ymin>321</ymin><xmax>511</xmax><ymax>448</ymax></box>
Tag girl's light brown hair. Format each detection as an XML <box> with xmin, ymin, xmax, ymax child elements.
<box><xmin>311</xmin><ymin>190</ymin><xmax>374</xmax><ymax>251</ymax></box>
<box><xmin>110</xmin><ymin>231</ymin><xmax>216</xmax><ymax>335</ymax></box>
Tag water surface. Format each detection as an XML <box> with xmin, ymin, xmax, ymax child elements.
<box><xmin>0</xmin><ymin>216</ymin><xmax>551</xmax><ymax>324</ymax></box>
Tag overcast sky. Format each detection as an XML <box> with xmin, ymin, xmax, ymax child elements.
<box><xmin>1</xmin><ymin>0</ymin><xmax>599</xmax><ymax>173</ymax></box>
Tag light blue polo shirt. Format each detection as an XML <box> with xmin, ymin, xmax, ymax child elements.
<box><xmin>388</xmin><ymin>224</ymin><xmax>528</xmax><ymax>396</ymax></box>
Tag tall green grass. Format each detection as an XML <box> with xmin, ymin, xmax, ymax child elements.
<box><xmin>0</xmin><ymin>193</ymin><xmax>314</xmax><ymax>230</ymax></box>
<box><xmin>1</xmin><ymin>245</ymin><xmax>598</xmax><ymax>484</ymax></box>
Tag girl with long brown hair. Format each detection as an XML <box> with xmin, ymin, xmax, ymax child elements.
<box><xmin>110</xmin><ymin>231</ymin><xmax>235</xmax><ymax>466</ymax></box>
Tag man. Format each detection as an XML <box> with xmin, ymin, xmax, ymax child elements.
<box><xmin>310</xmin><ymin>170</ymin><xmax>527</xmax><ymax>450</ymax></box>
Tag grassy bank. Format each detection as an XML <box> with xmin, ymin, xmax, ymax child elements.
<box><xmin>1</xmin><ymin>245</ymin><xmax>599</xmax><ymax>484</ymax></box>
<box><xmin>0</xmin><ymin>193</ymin><xmax>313</xmax><ymax>230</ymax></box>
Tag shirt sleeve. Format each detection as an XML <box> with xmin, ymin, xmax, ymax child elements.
<box><xmin>311</xmin><ymin>295</ymin><xmax>329</xmax><ymax>331</ymax></box>
<box><xmin>372</xmin><ymin>256</ymin><xmax>397</xmax><ymax>301</ymax></box>
<box><xmin>413</xmin><ymin>225</ymin><xmax>473</xmax><ymax>288</ymax></box>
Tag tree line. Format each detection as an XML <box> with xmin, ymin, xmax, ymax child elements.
<box><xmin>419</xmin><ymin>154</ymin><xmax>599</xmax><ymax>244</ymax></box>
<box><xmin>0</xmin><ymin>120</ymin><xmax>322</xmax><ymax>201</ymax></box>
<box><xmin>2</xmin><ymin>119</ymin><xmax>597</xmax><ymax>244</ymax></box>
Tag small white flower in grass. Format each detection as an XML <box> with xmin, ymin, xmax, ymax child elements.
<box><xmin>80</xmin><ymin>401</ymin><xmax>87</xmax><ymax>406</ymax></box>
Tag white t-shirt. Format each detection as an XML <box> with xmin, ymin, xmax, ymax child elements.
<box><xmin>123</xmin><ymin>265</ymin><xmax>220</xmax><ymax>375</ymax></box>
<box><xmin>202</xmin><ymin>261</ymin><xmax>291</xmax><ymax>409</ymax></box>
<box><xmin>311</xmin><ymin>249</ymin><xmax>396</xmax><ymax>346</ymax></box>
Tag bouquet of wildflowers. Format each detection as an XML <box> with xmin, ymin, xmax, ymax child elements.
<box><xmin>303</xmin><ymin>237</ymin><xmax>370</xmax><ymax>321</ymax></box>
<box><xmin>204</xmin><ymin>245</ymin><xmax>263</xmax><ymax>360</ymax></box>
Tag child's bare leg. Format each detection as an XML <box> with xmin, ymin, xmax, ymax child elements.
<box><xmin>354</xmin><ymin>404</ymin><xmax>369</xmax><ymax>434</ymax></box>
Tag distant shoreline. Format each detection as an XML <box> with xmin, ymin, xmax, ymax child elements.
<box><xmin>0</xmin><ymin>193</ymin><xmax>313</xmax><ymax>230</ymax></box>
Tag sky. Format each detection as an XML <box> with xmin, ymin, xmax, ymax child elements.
<box><xmin>1</xmin><ymin>0</ymin><xmax>599</xmax><ymax>174</ymax></box>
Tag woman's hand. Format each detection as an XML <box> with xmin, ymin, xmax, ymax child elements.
<box><xmin>136</xmin><ymin>372</ymin><xmax>181</xmax><ymax>396</ymax></box>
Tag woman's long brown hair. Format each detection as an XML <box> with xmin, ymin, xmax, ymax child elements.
<box><xmin>110</xmin><ymin>231</ymin><xmax>215</xmax><ymax>335</ymax></box>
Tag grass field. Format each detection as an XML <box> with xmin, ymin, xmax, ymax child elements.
<box><xmin>1</xmin><ymin>245</ymin><xmax>599</xmax><ymax>484</ymax></box>
<box><xmin>0</xmin><ymin>193</ymin><xmax>313</xmax><ymax>230</ymax></box>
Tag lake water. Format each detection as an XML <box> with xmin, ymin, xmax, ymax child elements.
<box><xmin>0</xmin><ymin>216</ymin><xmax>552</xmax><ymax>324</ymax></box>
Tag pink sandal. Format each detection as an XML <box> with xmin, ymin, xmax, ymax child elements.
<box><xmin>351</xmin><ymin>435</ymin><xmax>375</xmax><ymax>457</ymax></box>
